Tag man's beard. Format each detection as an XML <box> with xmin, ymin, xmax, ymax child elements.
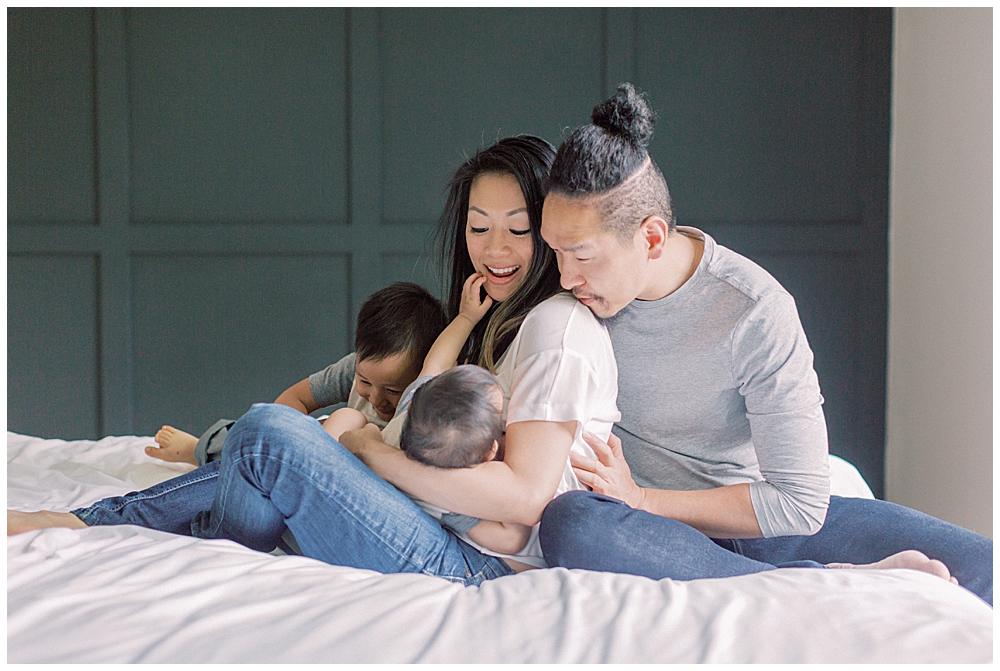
<box><xmin>572</xmin><ymin>289</ymin><xmax>611</xmax><ymax>315</ymax></box>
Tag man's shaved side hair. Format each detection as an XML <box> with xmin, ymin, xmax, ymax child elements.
<box><xmin>547</xmin><ymin>83</ymin><xmax>677</xmax><ymax>244</ymax></box>
<box><xmin>592</xmin><ymin>158</ymin><xmax>675</xmax><ymax>243</ymax></box>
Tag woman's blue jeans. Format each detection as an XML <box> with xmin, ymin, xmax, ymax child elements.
<box><xmin>74</xmin><ymin>404</ymin><xmax>513</xmax><ymax>586</ymax></box>
<box><xmin>539</xmin><ymin>490</ymin><xmax>993</xmax><ymax>605</ymax></box>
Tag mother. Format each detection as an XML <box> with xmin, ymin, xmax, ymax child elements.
<box><xmin>9</xmin><ymin>135</ymin><xmax>620</xmax><ymax>584</ymax></box>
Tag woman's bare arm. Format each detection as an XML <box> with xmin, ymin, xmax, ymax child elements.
<box><xmin>342</xmin><ymin>419</ymin><xmax>576</xmax><ymax>527</ymax></box>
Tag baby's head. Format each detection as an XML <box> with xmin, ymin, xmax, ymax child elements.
<box><xmin>354</xmin><ymin>282</ymin><xmax>448</xmax><ymax>421</ymax></box>
<box><xmin>401</xmin><ymin>365</ymin><xmax>504</xmax><ymax>469</ymax></box>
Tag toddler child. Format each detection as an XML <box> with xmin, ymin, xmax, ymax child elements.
<box><xmin>146</xmin><ymin>282</ymin><xmax>448</xmax><ymax>466</ymax></box>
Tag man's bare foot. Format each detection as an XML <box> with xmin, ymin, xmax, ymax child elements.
<box><xmin>8</xmin><ymin>509</ymin><xmax>87</xmax><ymax>535</ymax></box>
<box><xmin>828</xmin><ymin>549</ymin><xmax>960</xmax><ymax>585</ymax></box>
<box><xmin>144</xmin><ymin>425</ymin><xmax>198</xmax><ymax>465</ymax></box>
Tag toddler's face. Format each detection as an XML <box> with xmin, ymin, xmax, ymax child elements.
<box><xmin>355</xmin><ymin>351</ymin><xmax>421</xmax><ymax>421</ymax></box>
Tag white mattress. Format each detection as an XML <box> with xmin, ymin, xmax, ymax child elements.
<box><xmin>7</xmin><ymin>432</ymin><xmax>993</xmax><ymax>663</ymax></box>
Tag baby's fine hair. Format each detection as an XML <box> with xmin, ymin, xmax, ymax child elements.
<box><xmin>400</xmin><ymin>365</ymin><xmax>505</xmax><ymax>469</ymax></box>
<box><xmin>355</xmin><ymin>282</ymin><xmax>448</xmax><ymax>364</ymax></box>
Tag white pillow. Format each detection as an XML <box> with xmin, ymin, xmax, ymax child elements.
<box><xmin>829</xmin><ymin>454</ymin><xmax>875</xmax><ymax>499</ymax></box>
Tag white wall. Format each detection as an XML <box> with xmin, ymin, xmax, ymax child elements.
<box><xmin>886</xmin><ymin>8</ymin><xmax>992</xmax><ymax>537</ymax></box>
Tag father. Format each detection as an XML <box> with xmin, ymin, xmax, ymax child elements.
<box><xmin>536</xmin><ymin>84</ymin><xmax>992</xmax><ymax>604</ymax></box>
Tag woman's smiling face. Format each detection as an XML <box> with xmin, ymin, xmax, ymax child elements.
<box><xmin>465</xmin><ymin>172</ymin><xmax>534</xmax><ymax>302</ymax></box>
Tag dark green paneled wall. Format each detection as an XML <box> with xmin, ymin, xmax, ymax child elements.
<box><xmin>8</xmin><ymin>8</ymin><xmax>96</xmax><ymax>222</ymax></box>
<box><xmin>379</xmin><ymin>9</ymin><xmax>604</xmax><ymax>222</ymax></box>
<box><xmin>7</xmin><ymin>8</ymin><xmax>891</xmax><ymax>494</ymax></box>
<box><xmin>641</xmin><ymin>8</ymin><xmax>865</xmax><ymax>222</ymax></box>
<box><xmin>129</xmin><ymin>9</ymin><xmax>350</xmax><ymax>223</ymax></box>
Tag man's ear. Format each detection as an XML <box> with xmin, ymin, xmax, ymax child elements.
<box><xmin>639</xmin><ymin>216</ymin><xmax>669</xmax><ymax>260</ymax></box>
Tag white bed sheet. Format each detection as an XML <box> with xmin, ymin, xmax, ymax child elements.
<box><xmin>7</xmin><ymin>432</ymin><xmax>993</xmax><ymax>663</ymax></box>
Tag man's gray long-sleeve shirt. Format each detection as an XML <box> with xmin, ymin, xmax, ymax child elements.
<box><xmin>606</xmin><ymin>227</ymin><xmax>830</xmax><ymax>537</ymax></box>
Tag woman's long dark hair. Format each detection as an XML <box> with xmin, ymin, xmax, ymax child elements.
<box><xmin>435</xmin><ymin>135</ymin><xmax>560</xmax><ymax>371</ymax></box>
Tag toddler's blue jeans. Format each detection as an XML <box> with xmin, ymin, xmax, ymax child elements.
<box><xmin>74</xmin><ymin>403</ymin><xmax>513</xmax><ymax>586</ymax></box>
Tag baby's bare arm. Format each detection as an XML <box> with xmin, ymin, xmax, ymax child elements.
<box><xmin>465</xmin><ymin>519</ymin><xmax>532</xmax><ymax>555</ymax></box>
<box><xmin>322</xmin><ymin>408</ymin><xmax>369</xmax><ymax>442</ymax></box>
<box><xmin>421</xmin><ymin>273</ymin><xmax>493</xmax><ymax>377</ymax></box>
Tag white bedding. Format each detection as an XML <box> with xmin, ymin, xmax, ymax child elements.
<box><xmin>7</xmin><ymin>431</ymin><xmax>993</xmax><ymax>663</ymax></box>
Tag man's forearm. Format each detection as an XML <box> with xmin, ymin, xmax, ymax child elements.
<box><xmin>637</xmin><ymin>483</ymin><xmax>763</xmax><ymax>539</ymax></box>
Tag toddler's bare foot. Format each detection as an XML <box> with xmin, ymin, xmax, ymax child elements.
<box><xmin>8</xmin><ymin>509</ymin><xmax>87</xmax><ymax>535</ymax></box>
<box><xmin>144</xmin><ymin>425</ymin><xmax>198</xmax><ymax>465</ymax></box>
<box><xmin>828</xmin><ymin>549</ymin><xmax>959</xmax><ymax>585</ymax></box>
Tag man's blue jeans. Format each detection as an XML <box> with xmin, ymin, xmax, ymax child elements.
<box><xmin>539</xmin><ymin>490</ymin><xmax>993</xmax><ymax>605</ymax></box>
<box><xmin>74</xmin><ymin>404</ymin><xmax>513</xmax><ymax>586</ymax></box>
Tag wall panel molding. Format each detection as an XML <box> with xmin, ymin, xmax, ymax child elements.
<box><xmin>346</xmin><ymin>8</ymin><xmax>384</xmax><ymax>346</ymax></box>
<box><xmin>8</xmin><ymin>8</ymin><xmax>892</xmax><ymax>492</ymax></box>
<box><xmin>94</xmin><ymin>8</ymin><xmax>134</xmax><ymax>435</ymax></box>
<box><xmin>126</xmin><ymin>8</ymin><xmax>350</xmax><ymax>226</ymax></box>
<box><xmin>376</xmin><ymin>8</ymin><xmax>605</xmax><ymax>227</ymax></box>
<box><xmin>7</xmin><ymin>8</ymin><xmax>97</xmax><ymax>226</ymax></box>
<box><xmin>8</xmin><ymin>253</ymin><xmax>101</xmax><ymax>439</ymax></box>
<box><xmin>129</xmin><ymin>252</ymin><xmax>351</xmax><ymax>433</ymax></box>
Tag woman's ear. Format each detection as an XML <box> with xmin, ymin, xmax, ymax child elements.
<box><xmin>640</xmin><ymin>216</ymin><xmax>669</xmax><ymax>260</ymax></box>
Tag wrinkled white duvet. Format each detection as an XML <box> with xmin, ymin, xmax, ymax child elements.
<box><xmin>7</xmin><ymin>432</ymin><xmax>992</xmax><ymax>663</ymax></box>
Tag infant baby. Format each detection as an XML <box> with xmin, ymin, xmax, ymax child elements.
<box><xmin>399</xmin><ymin>365</ymin><xmax>504</xmax><ymax>471</ymax></box>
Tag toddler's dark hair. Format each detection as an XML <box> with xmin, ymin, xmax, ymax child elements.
<box><xmin>546</xmin><ymin>83</ymin><xmax>676</xmax><ymax>241</ymax></box>
<box><xmin>400</xmin><ymin>365</ymin><xmax>504</xmax><ymax>469</ymax></box>
<box><xmin>355</xmin><ymin>282</ymin><xmax>447</xmax><ymax>364</ymax></box>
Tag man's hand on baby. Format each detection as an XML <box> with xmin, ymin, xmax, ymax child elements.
<box><xmin>572</xmin><ymin>432</ymin><xmax>644</xmax><ymax>509</ymax></box>
<box><xmin>458</xmin><ymin>273</ymin><xmax>494</xmax><ymax>325</ymax></box>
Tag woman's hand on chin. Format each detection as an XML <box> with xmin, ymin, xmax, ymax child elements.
<box><xmin>339</xmin><ymin>424</ymin><xmax>393</xmax><ymax>461</ymax></box>
<box><xmin>571</xmin><ymin>431</ymin><xmax>645</xmax><ymax>510</ymax></box>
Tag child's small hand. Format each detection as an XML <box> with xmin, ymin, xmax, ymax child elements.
<box><xmin>459</xmin><ymin>273</ymin><xmax>494</xmax><ymax>325</ymax></box>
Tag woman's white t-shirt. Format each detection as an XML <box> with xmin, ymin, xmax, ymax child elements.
<box><xmin>463</xmin><ymin>291</ymin><xmax>621</xmax><ymax>567</ymax></box>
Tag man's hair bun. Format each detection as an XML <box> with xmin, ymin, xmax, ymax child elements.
<box><xmin>547</xmin><ymin>82</ymin><xmax>662</xmax><ymax>198</ymax></box>
<box><xmin>591</xmin><ymin>83</ymin><xmax>655</xmax><ymax>148</ymax></box>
